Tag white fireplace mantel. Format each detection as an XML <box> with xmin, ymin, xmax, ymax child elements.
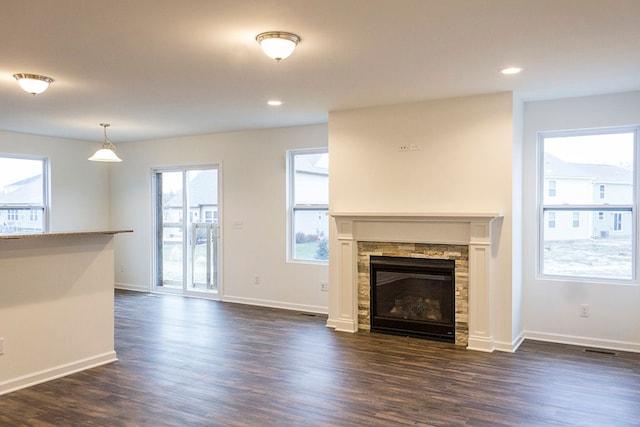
<box><xmin>327</xmin><ymin>211</ymin><xmax>503</xmax><ymax>352</ymax></box>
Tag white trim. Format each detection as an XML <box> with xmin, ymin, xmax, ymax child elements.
<box><xmin>493</xmin><ymin>332</ymin><xmax>526</xmax><ymax>353</ymax></box>
<box><xmin>115</xmin><ymin>282</ymin><xmax>149</xmax><ymax>292</ymax></box>
<box><xmin>524</xmin><ymin>330</ymin><xmax>640</xmax><ymax>354</ymax></box>
<box><xmin>0</xmin><ymin>351</ymin><xmax>117</xmax><ymax>396</ymax></box>
<box><xmin>222</xmin><ymin>295</ymin><xmax>328</xmax><ymax>315</ymax></box>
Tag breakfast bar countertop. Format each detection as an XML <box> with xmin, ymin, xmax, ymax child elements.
<box><xmin>0</xmin><ymin>229</ymin><xmax>133</xmax><ymax>240</ymax></box>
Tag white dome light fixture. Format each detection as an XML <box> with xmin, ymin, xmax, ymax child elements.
<box><xmin>13</xmin><ymin>73</ymin><xmax>54</xmax><ymax>95</ymax></box>
<box><xmin>89</xmin><ymin>123</ymin><xmax>123</xmax><ymax>162</ymax></box>
<box><xmin>256</xmin><ymin>31</ymin><xmax>300</xmax><ymax>62</ymax></box>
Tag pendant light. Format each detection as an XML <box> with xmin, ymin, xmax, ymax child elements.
<box><xmin>89</xmin><ymin>123</ymin><xmax>122</xmax><ymax>162</ymax></box>
<box><xmin>256</xmin><ymin>31</ymin><xmax>300</xmax><ymax>62</ymax></box>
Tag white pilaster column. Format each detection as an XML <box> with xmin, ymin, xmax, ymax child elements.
<box><xmin>466</xmin><ymin>220</ymin><xmax>495</xmax><ymax>352</ymax></box>
<box><xmin>326</xmin><ymin>219</ymin><xmax>358</xmax><ymax>332</ymax></box>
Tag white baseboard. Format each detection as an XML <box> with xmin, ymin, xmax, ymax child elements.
<box><xmin>524</xmin><ymin>330</ymin><xmax>640</xmax><ymax>353</ymax></box>
<box><xmin>467</xmin><ymin>336</ymin><xmax>495</xmax><ymax>352</ymax></box>
<box><xmin>222</xmin><ymin>295</ymin><xmax>328</xmax><ymax>315</ymax></box>
<box><xmin>0</xmin><ymin>351</ymin><xmax>117</xmax><ymax>396</ymax></box>
<box><xmin>326</xmin><ymin>318</ymin><xmax>358</xmax><ymax>333</ymax></box>
<box><xmin>115</xmin><ymin>282</ymin><xmax>149</xmax><ymax>292</ymax></box>
<box><xmin>494</xmin><ymin>331</ymin><xmax>526</xmax><ymax>353</ymax></box>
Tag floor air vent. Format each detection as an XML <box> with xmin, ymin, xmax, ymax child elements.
<box><xmin>297</xmin><ymin>312</ymin><xmax>318</xmax><ymax>317</ymax></box>
<box><xmin>583</xmin><ymin>348</ymin><xmax>617</xmax><ymax>356</ymax></box>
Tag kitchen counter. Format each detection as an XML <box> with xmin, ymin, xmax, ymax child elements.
<box><xmin>0</xmin><ymin>229</ymin><xmax>131</xmax><ymax>395</ymax></box>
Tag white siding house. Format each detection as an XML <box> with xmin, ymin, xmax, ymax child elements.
<box><xmin>543</xmin><ymin>153</ymin><xmax>632</xmax><ymax>241</ymax></box>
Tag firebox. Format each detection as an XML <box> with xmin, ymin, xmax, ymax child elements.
<box><xmin>370</xmin><ymin>256</ymin><xmax>455</xmax><ymax>342</ymax></box>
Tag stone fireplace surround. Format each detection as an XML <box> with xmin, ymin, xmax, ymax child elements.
<box><xmin>328</xmin><ymin>212</ymin><xmax>503</xmax><ymax>352</ymax></box>
<box><xmin>360</xmin><ymin>242</ymin><xmax>468</xmax><ymax>346</ymax></box>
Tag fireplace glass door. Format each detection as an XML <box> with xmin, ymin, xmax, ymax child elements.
<box><xmin>370</xmin><ymin>256</ymin><xmax>455</xmax><ymax>342</ymax></box>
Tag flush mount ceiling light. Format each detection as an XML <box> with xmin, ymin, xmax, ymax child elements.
<box><xmin>500</xmin><ymin>67</ymin><xmax>522</xmax><ymax>75</ymax></box>
<box><xmin>13</xmin><ymin>73</ymin><xmax>54</xmax><ymax>95</ymax></box>
<box><xmin>256</xmin><ymin>31</ymin><xmax>300</xmax><ymax>62</ymax></box>
<box><xmin>89</xmin><ymin>123</ymin><xmax>122</xmax><ymax>162</ymax></box>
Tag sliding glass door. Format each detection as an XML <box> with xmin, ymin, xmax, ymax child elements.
<box><xmin>153</xmin><ymin>166</ymin><xmax>220</xmax><ymax>298</ymax></box>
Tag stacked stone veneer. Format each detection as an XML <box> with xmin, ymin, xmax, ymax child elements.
<box><xmin>357</xmin><ymin>241</ymin><xmax>469</xmax><ymax>346</ymax></box>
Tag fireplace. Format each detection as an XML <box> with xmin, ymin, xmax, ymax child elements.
<box><xmin>370</xmin><ymin>256</ymin><xmax>455</xmax><ymax>342</ymax></box>
<box><xmin>329</xmin><ymin>212</ymin><xmax>503</xmax><ymax>351</ymax></box>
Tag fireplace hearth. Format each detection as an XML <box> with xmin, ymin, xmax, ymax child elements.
<box><xmin>370</xmin><ymin>256</ymin><xmax>455</xmax><ymax>342</ymax></box>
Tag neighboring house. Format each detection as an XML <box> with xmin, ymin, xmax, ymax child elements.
<box><xmin>163</xmin><ymin>171</ymin><xmax>218</xmax><ymax>224</ymax></box>
<box><xmin>543</xmin><ymin>153</ymin><xmax>632</xmax><ymax>240</ymax></box>
<box><xmin>0</xmin><ymin>175</ymin><xmax>44</xmax><ymax>234</ymax></box>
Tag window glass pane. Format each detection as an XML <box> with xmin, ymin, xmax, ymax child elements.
<box><xmin>0</xmin><ymin>156</ymin><xmax>46</xmax><ymax>234</ymax></box>
<box><xmin>542</xmin><ymin>210</ymin><xmax>632</xmax><ymax>280</ymax></box>
<box><xmin>293</xmin><ymin>152</ymin><xmax>328</xmax><ymax>205</ymax></box>
<box><xmin>293</xmin><ymin>209</ymin><xmax>328</xmax><ymax>261</ymax></box>
<box><xmin>0</xmin><ymin>157</ymin><xmax>44</xmax><ymax>204</ymax></box>
<box><xmin>543</xmin><ymin>132</ymin><xmax>633</xmax><ymax>205</ymax></box>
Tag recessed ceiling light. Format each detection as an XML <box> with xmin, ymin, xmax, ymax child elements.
<box><xmin>500</xmin><ymin>67</ymin><xmax>522</xmax><ymax>75</ymax></box>
<box><xmin>267</xmin><ymin>100</ymin><xmax>283</xmax><ymax>106</ymax></box>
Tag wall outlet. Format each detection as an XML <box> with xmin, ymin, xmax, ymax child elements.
<box><xmin>0</xmin><ymin>337</ymin><xmax>4</xmax><ymax>355</ymax></box>
<box><xmin>409</xmin><ymin>144</ymin><xmax>420</xmax><ymax>151</ymax></box>
<box><xmin>398</xmin><ymin>144</ymin><xmax>409</xmax><ymax>152</ymax></box>
<box><xmin>580</xmin><ymin>304</ymin><xmax>590</xmax><ymax>318</ymax></box>
<box><xmin>254</xmin><ymin>275</ymin><xmax>260</xmax><ymax>285</ymax></box>
<box><xmin>320</xmin><ymin>281</ymin><xmax>328</xmax><ymax>292</ymax></box>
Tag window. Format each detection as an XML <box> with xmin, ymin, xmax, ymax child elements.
<box><xmin>548</xmin><ymin>180</ymin><xmax>556</xmax><ymax>197</ymax></box>
<box><xmin>0</xmin><ymin>155</ymin><xmax>48</xmax><ymax>235</ymax></box>
<box><xmin>539</xmin><ymin>128</ymin><xmax>636</xmax><ymax>281</ymax></box>
<box><xmin>614</xmin><ymin>213</ymin><xmax>623</xmax><ymax>232</ymax></box>
<box><xmin>572</xmin><ymin>212</ymin><xmax>580</xmax><ymax>228</ymax></box>
<box><xmin>7</xmin><ymin>209</ymin><xmax>19</xmax><ymax>221</ymax></box>
<box><xmin>287</xmin><ymin>148</ymin><xmax>328</xmax><ymax>262</ymax></box>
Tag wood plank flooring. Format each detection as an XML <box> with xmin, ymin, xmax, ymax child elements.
<box><xmin>1</xmin><ymin>290</ymin><xmax>639</xmax><ymax>426</ymax></box>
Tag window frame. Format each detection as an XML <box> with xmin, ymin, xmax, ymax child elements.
<box><xmin>286</xmin><ymin>147</ymin><xmax>329</xmax><ymax>264</ymax></box>
<box><xmin>537</xmin><ymin>127</ymin><xmax>638</xmax><ymax>283</ymax></box>
<box><xmin>0</xmin><ymin>154</ymin><xmax>49</xmax><ymax>235</ymax></box>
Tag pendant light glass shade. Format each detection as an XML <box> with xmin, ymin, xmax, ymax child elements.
<box><xmin>89</xmin><ymin>123</ymin><xmax>122</xmax><ymax>162</ymax></box>
<box><xmin>256</xmin><ymin>31</ymin><xmax>300</xmax><ymax>62</ymax></box>
<box><xmin>13</xmin><ymin>73</ymin><xmax>54</xmax><ymax>95</ymax></box>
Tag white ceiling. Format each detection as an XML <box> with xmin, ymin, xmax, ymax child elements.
<box><xmin>1</xmin><ymin>0</ymin><xmax>639</xmax><ymax>142</ymax></box>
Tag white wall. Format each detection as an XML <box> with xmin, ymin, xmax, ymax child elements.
<box><xmin>328</xmin><ymin>93</ymin><xmax>521</xmax><ymax>349</ymax></box>
<box><xmin>111</xmin><ymin>124</ymin><xmax>329</xmax><ymax>313</ymax></box>
<box><xmin>0</xmin><ymin>131</ymin><xmax>111</xmax><ymax>231</ymax></box>
<box><xmin>523</xmin><ymin>91</ymin><xmax>640</xmax><ymax>352</ymax></box>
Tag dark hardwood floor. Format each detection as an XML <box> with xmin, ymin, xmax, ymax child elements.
<box><xmin>1</xmin><ymin>290</ymin><xmax>639</xmax><ymax>426</ymax></box>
